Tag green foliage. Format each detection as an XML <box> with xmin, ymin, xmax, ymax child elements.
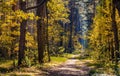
<box><xmin>26</xmin><ymin>32</ymin><xmax>37</xmax><ymax>51</ymax></box>
<box><xmin>22</xmin><ymin>56</ymin><xmax>31</xmax><ymax>67</ymax></box>
<box><xmin>88</xmin><ymin>0</ymin><xmax>120</xmax><ymax>68</ymax></box>
<box><xmin>61</xmin><ymin>53</ymin><xmax>74</xmax><ymax>58</ymax></box>
<box><xmin>47</xmin><ymin>0</ymin><xmax>69</xmax><ymax>23</ymax></box>
<box><xmin>89</xmin><ymin>0</ymin><xmax>111</xmax><ymax>63</ymax></box>
<box><xmin>47</xmin><ymin>0</ymin><xmax>69</xmax><ymax>56</ymax></box>
<box><xmin>73</xmin><ymin>35</ymin><xmax>82</xmax><ymax>51</ymax></box>
<box><xmin>58</xmin><ymin>47</ymin><xmax>65</xmax><ymax>54</ymax></box>
<box><xmin>25</xmin><ymin>49</ymin><xmax>38</xmax><ymax>66</ymax></box>
<box><xmin>50</xmin><ymin>56</ymin><xmax>67</xmax><ymax>63</ymax></box>
<box><xmin>0</xmin><ymin>0</ymin><xmax>36</xmax><ymax>58</ymax></box>
<box><xmin>0</xmin><ymin>0</ymin><xmax>19</xmax><ymax>58</ymax></box>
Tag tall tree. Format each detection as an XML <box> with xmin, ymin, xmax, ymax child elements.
<box><xmin>47</xmin><ymin>0</ymin><xmax>69</xmax><ymax>55</ymax></box>
<box><xmin>89</xmin><ymin>0</ymin><xmax>120</xmax><ymax>66</ymax></box>
<box><xmin>89</xmin><ymin>0</ymin><xmax>114</xmax><ymax>63</ymax></box>
<box><xmin>18</xmin><ymin>0</ymin><xmax>27</xmax><ymax>66</ymax></box>
<box><xmin>111</xmin><ymin>0</ymin><xmax>119</xmax><ymax>64</ymax></box>
<box><xmin>68</xmin><ymin>0</ymin><xmax>75</xmax><ymax>53</ymax></box>
<box><xmin>36</xmin><ymin>0</ymin><xmax>47</xmax><ymax>63</ymax></box>
<box><xmin>0</xmin><ymin>0</ymin><xmax>20</xmax><ymax>58</ymax></box>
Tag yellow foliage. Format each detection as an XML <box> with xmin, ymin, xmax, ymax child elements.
<box><xmin>89</xmin><ymin>0</ymin><xmax>113</xmax><ymax>62</ymax></box>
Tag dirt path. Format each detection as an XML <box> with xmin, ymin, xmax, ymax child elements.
<box><xmin>44</xmin><ymin>56</ymin><xmax>91</xmax><ymax>76</ymax></box>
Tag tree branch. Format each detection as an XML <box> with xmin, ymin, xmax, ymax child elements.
<box><xmin>25</xmin><ymin>0</ymin><xmax>47</xmax><ymax>10</ymax></box>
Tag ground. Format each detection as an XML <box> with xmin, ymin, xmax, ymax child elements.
<box><xmin>44</xmin><ymin>59</ymin><xmax>91</xmax><ymax>76</ymax></box>
<box><xmin>1</xmin><ymin>55</ymin><xmax>118</xmax><ymax>76</ymax></box>
<box><xmin>0</xmin><ymin>55</ymin><xmax>94</xmax><ymax>76</ymax></box>
<box><xmin>43</xmin><ymin>55</ymin><xmax>92</xmax><ymax>76</ymax></box>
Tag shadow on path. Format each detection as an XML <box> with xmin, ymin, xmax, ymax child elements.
<box><xmin>43</xmin><ymin>58</ymin><xmax>91</xmax><ymax>76</ymax></box>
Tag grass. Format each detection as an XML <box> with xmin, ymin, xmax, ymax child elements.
<box><xmin>0</xmin><ymin>54</ymin><xmax>71</xmax><ymax>75</ymax></box>
<box><xmin>60</xmin><ymin>53</ymin><xmax>74</xmax><ymax>58</ymax></box>
<box><xmin>36</xmin><ymin>56</ymin><xmax>68</xmax><ymax>69</ymax></box>
<box><xmin>3</xmin><ymin>53</ymin><xmax>119</xmax><ymax>75</ymax></box>
<box><xmin>0</xmin><ymin>59</ymin><xmax>15</xmax><ymax>73</ymax></box>
<box><xmin>76</xmin><ymin>54</ymin><xmax>120</xmax><ymax>75</ymax></box>
<box><xmin>87</xmin><ymin>60</ymin><xmax>120</xmax><ymax>75</ymax></box>
<box><xmin>51</xmin><ymin>56</ymin><xmax>67</xmax><ymax>63</ymax></box>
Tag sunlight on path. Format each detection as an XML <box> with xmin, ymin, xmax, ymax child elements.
<box><xmin>45</xmin><ymin>55</ymin><xmax>91</xmax><ymax>76</ymax></box>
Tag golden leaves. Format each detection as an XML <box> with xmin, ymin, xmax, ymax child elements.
<box><xmin>47</xmin><ymin>0</ymin><xmax>69</xmax><ymax>22</ymax></box>
<box><xmin>5</xmin><ymin>0</ymin><xmax>16</xmax><ymax>6</ymax></box>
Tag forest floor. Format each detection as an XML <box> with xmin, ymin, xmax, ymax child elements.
<box><xmin>1</xmin><ymin>54</ymin><xmax>119</xmax><ymax>76</ymax></box>
<box><xmin>43</xmin><ymin>55</ymin><xmax>92</xmax><ymax>76</ymax></box>
<box><xmin>0</xmin><ymin>54</ymin><xmax>94</xmax><ymax>76</ymax></box>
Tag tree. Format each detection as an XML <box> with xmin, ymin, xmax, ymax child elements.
<box><xmin>0</xmin><ymin>0</ymin><xmax>20</xmax><ymax>58</ymax></box>
<box><xmin>89</xmin><ymin>0</ymin><xmax>113</xmax><ymax>63</ymax></box>
<box><xmin>47</xmin><ymin>0</ymin><xmax>69</xmax><ymax>55</ymax></box>
<box><xmin>18</xmin><ymin>0</ymin><xmax>27</xmax><ymax>66</ymax></box>
<box><xmin>111</xmin><ymin>0</ymin><xmax>119</xmax><ymax>65</ymax></box>
<box><xmin>89</xmin><ymin>0</ymin><xmax>120</xmax><ymax>66</ymax></box>
<box><xmin>36</xmin><ymin>0</ymin><xmax>48</xmax><ymax>63</ymax></box>
<box><xmin>68</xmin><ymin>0</ymin><xmax>75</xmax><ymax>53</ymax></box>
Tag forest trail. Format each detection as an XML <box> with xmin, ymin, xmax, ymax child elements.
<box><xmin>44</xmin><ymin>55</ymin><xmax>91</xmax><ymax>76</ymax></box>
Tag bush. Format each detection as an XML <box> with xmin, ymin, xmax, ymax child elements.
<box><xmin>22</xmin><ymin>56</ymin><xmax>31</xmax><ymax>67</ymax></box>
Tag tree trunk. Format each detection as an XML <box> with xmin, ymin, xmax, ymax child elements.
<box><xmin>46</xmin><ymin>4</ymin><xmax>50</xmax><ymax>62</ymax></box>
<box><xmin>36</xmin><ymin>0</ymin><xmax>47</xmax><ymax>63</ymax></box>
<box><xmin>18</xmin><ymin>0</ymin><xmax>27</xmax><ymax>66</ymax></box>
<box><xmin>111</xmin><ymin>0</ymin><xmax>119</xmax><ymax>64</ymax></box>
<box><xmin>68</xmin><ymin>2</ymin><xmax>74</xmax><ymax>53</ymax></box>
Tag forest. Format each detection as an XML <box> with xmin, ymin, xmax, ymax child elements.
<box><xmin>0</xmin><ymin>0</ymin><xmax>120</xmax><ymax>76</ymax></box>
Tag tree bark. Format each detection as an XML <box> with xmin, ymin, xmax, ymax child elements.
<box><xmin>68</xmin><ymin>1</ymin><xmax>74</xmax><ymax>53</ymax></box>
<box><xmin>46</xmin><ymin>4</ymin><xmax>50</xmax><ymax>62</ymax></box>
<box><xmin>18</xmin><ymin>0</ymin><xmax>27</xmax><ymax>66</ymax></box>
<box><xmin>111</xmin><ymin>0</ymin><xmax>119</xmax><ymax>64</ymax></box>
<box><xmin>36</xmin><ymin>0</ymin><xmax>47</xmax><ymax>63</ymax></box>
